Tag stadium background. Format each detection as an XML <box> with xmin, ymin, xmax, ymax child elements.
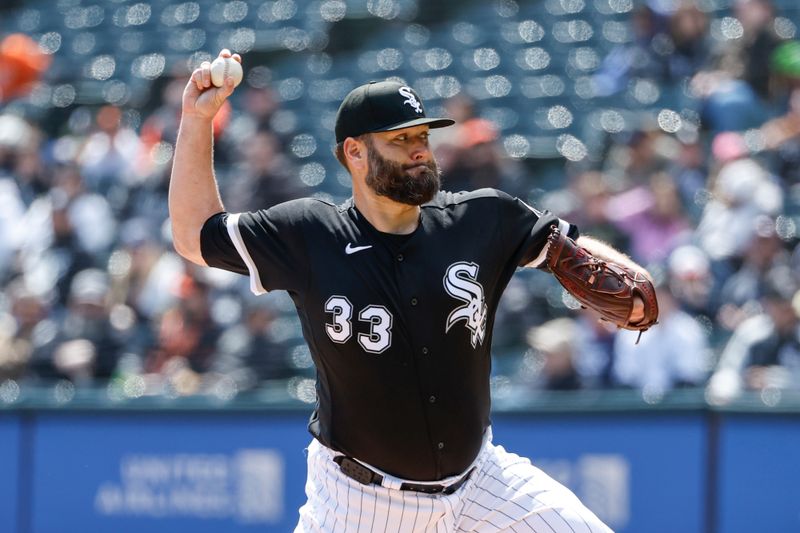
<box><xmin>1</xmin><ymin>0</ymin><xmax>800</xmax><ymax>531</ymax></box>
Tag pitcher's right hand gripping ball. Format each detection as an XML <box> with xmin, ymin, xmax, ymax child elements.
<box><xmin>183</xmin><ymin>49</ymin><xmax>241</xmax><ymax>121</ymax></box>
<box><xmin>546</xmin><ymin>226</ymin><xmax>659</xmax><ymax>340</ymax></box>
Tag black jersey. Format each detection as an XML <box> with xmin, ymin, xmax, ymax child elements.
<box><xmin>200</xmin><ymin>189</ymin><xmax>577</xmax><ymax>481</ymax></box>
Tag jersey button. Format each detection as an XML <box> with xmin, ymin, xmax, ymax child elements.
<box><xmin>421</xmin><ymin>347</ymin><xmax>429</xmax><ymax>355</ymax></box>
<box><xmin>429</xmin><ymin>395</ymin><xmax>436</xmax><ymax>403</ymax></box>
<box><xmin>397</xmin><ymin>254</ymin><xmax>404</xmax><ymax>262</ymax></box>
<box><xmin>411</xmin><ymin>297</ymin><xmax>418</xmax><ymax>306</ymax></box>
<box><xmin>437</xmin><ymin>442</ymin><xmax>445</xmax><ymax>450</ymax></box>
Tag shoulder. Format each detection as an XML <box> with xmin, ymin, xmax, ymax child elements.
<box><xmin>422</xmin><ymin>189</ymin><xmax>542</xmax><ymax>223</ymax></box>
<box><xmin>244</xmin><ymin>197</ymin><xmax>343</xmax><ymax>223</ymax></box>
<box><xmin>422</xmin><ymin>188</ymin><xmax>515</xmax><ymax>210</ymax></box>
<box><xmin>271</xmin><ymin>197</ymin><xmax>341</xmax><ymax>213</ymax></box>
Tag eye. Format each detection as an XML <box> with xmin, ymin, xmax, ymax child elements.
<box><xmin>394</xmin><ymin>134</ymin><xmax>407</xmax><ymax>142</ymax></box>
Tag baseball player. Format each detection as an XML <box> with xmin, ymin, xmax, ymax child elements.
<box><xmin>170</xmin><ymin>50</ymin><xmax>657</xmax><ymax>532</ymax></box>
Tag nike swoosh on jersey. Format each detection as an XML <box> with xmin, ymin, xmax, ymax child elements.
<box><xmin>345</xmin><ymin>243</ymin><xmax>373</xmax><ymax>255</ymax></box>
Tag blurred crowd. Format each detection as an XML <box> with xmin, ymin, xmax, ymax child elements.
<box><xmin>2</xmin><ymin>0</ymin><xmax>800</xmax><ymax>404</ymax></box>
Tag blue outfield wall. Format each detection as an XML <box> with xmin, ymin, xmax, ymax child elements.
<box><xmin>716</xmin><ymin>415</ymin><xmax>800</xmax><ymax>533</ymax></box>
<box><xmin>491</xmin><ymin>413</ymin><xmax>707</xmax><ymax>533</ymax></box>
<box><xmin>3</xmin><ymin>403</ymin><xmax>799</xmax><ymax>533</ymax></box>
<box><xmin>22</xmin><ymin>410</ymin><xmax>705</xmax><ymax>533</ymax></box>
<box><xmin>0</xmin><ymin>415</ymin><xmax>21</xmax><ymax>533</ymax></box>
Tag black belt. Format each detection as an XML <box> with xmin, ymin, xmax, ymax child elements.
<box><xmin>333</xmin><ymin>456</ymin><xmax>474</xmax><ymax>495</ymax></box>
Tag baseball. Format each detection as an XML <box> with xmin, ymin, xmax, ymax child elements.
<box><xmin>210</xmin><ymin>56</ymin><xmax>243</xmax><ymax>88</ymax></box>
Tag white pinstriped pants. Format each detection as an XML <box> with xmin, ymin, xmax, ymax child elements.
<box><xmin>294</xmin><ymin>433</ymin><xmax>613</xmax><ymax>533</ymax></box>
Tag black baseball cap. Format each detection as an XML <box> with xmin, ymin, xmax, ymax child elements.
<box><xmin>335</xmin><ymin>80</ymin><xmax>455</xmax><ymax>143</ymax></box>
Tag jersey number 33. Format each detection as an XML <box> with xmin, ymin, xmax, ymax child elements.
<box><xmin>324</xmin><ymin>296</ymin><xmax>394</xmax><ymax>354</ymax></box>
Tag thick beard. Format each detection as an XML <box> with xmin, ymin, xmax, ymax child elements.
<box><xmin>364</xmin><ymin>138</ymin><xmax>441</xmax><ymax>206</ymax></box>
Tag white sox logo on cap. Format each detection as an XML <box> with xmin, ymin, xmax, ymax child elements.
<box><xmin>398</xmin><ymin>86</ymin><xmax>423</xmax><ymax>114</ymax></box>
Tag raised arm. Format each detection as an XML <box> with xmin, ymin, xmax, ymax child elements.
<box><xmin>169</xmin><ymin>49</ymin><xmax>240</xmax><ymax>266</ymax></box>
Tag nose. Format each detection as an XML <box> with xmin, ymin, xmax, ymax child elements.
<box><xmin>410</xmin><ymin>140</ymin><xmax>430</xmax><ymax>162</ymax></box>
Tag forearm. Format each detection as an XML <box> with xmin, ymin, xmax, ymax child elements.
<box><xmin>168</xmin><ymin>116</ymin><xmax>224</xmax><ymax>265</ymax></box>
<box><xmin>576</xmin><ymin>235</ymin><xmax>651</xmax><ymax>324</ymax></box>
<box><xmin>576</xmin><ymin>235</ymin><xmax>649</xmax><ymax>278</ymax></box>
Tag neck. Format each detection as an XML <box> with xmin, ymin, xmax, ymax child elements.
<box><xmin>352</xmin><ymin>182</ymin><xmax>421</xmax><ymax>234</ymax></box>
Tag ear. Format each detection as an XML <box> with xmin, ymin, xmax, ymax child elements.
<box><xmin>344</xmin><ymin>137</ymin><xmax>366</xmax><ymax>169</ymax></box>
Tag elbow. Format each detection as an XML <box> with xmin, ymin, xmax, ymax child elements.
<box><xmin>170</xmin><ymin>221</ymin><xmax>206</xmax><ymax>266</ymax></box>
<box><xmin>171</xmin><ymin>236</ymin><xmax>193</xmax><ymax>261</ymax></box>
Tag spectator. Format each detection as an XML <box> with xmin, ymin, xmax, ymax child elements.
<box><xmin>435</xmin><ymin>95</ymin><xmax>524</xmax><ymax>195</ymax></box>
<box><xmin>145</xmin><ymin>272</ymin><xmax>220</xmax><ymax>378</ymax></box>
<box><xmin>667</xmin><ymin>244</ymin><xmax>719</xmax><ymax>319</ymax></box>
<box><xmin>22</xmin><ymin>163</ymin><xmax>116</xmax><ymax>261</ymax></box>
<box><xmin>20</xmin><ymin>187</ymin><xmax>97</xmax><ymax>306</ymax></box>
<box><xmin>32</xmin><ymin>268</ymin><xmax>123</xmax><ymax>383</ymax></box>
<box><xmin>53</xmin><ymin>163</ymin><xmax>117</xmax><ymax>255</ymax></box>
<box><xmin>667</xmin><ymin>2</ymin><xmax>711</xmax><ymax>82</ymax></box>
<box><xmin>224</xmin><ymin>130</ymin><xmax>307</xmax><ymax>212</ymax></box>
<box><xmin>562</xmin><ymin>170</ymin><xmax>627</xmax><ymax>250</ymax></box>
<box><xmin>760</xmin><ymin>41</ymin><xmax>800</xmax><ymax>184</ymax></box>
<box><xmin>728</xmin><ymin>0</ymin><xmax>784</xmax><ymax>100</ymax></box>
<box><xmin>667</xmin><ymin>136</ymin><xmax>708</xmax><ymax>223</ymax></box>
<box><xmin>604</xmin><ymin>127</ymin><xmax>671</xmax><ymax>187</ymax></box>
<box><xmin>613</xmin><ymin>279</ymin><xmax>710</xmax><ymax>394</ymax></box>
<box><xmin>526</xmin><ymin>317</ymin><xmax>582</xmax><ymax>390</ymax></box>
<box><xmin>605</xmin><ymin>172</ymin><xmax>693</xmax><ymax>265</ymax></box>
<box><xmin>0</xmin><ymin>174</ymin><xmax>26</xmax><ymax>279</ymax></box>
<box><xmin>716</xmin><ymin>216</ymin><xmax>791</xmax><ymax>332</ymax></box>
<box><xmin>690</xmin><ymin>0</ymin><xmax>783</xmax><ymax>131</ymax></box>
<box><xmin>708</xmin><ymin>266</ymin><xmax>800</xmax><ymax>402</ymax></box>
<box><xmin>593</xmin><ymin>4</ymin><xmax>669</xmax><ymax>97</ymax></box>
<box><xmin>109</xmin><ymin>217</ymin><xmax>182</xmax><ymax>322</ymax></box>
<box><xmin>572</xmin><ymin>308</ymin><xmax>619</xmax><ymax>389</ymax></box>
<box><xmin>437</xmin><ymin>117</ymin><xmax>503</xmax><ymax>193</ymax></box>
<box><xmin>1</xmin><ymin>120</ymin><xmax>49</xmax><ymax>206</ymax></box>
<box><xmin>0</xmin><ymin>279</ymin><xmax>51</xmax><ymax>381</ymax></box>
<box><xmin>211</xmin><ymin>293</ymin><xmax>296</xmax><ymax>391</ymax></box>
<box><xmin>242</xmin><ymin>85</ymin><xmax>282</xmax><ymax>135</ymax></box>
<box><xmin>77</xmin><ymin>105</ymin><xmax>142</xmax><ymax>195</ymax></box>
<box><xmin>694</xmin><ymin>135</ymin><xmax>783</xmax><ymax>262</ymax></box>
<box><xmin>139</xmin><ymin>76</ymin><xmax>186</xmax><ymax>149</ymax></box>
<box><xmin>496</xmin><ymin>266</ymin><xmax>570</xmax><ymax>361</ymax></box>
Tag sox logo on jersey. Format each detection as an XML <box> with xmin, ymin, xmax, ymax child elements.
<box><xmin>444</xmin><ymin>261</ymin><xmax>488</xmax><ymax>348</ymax></box>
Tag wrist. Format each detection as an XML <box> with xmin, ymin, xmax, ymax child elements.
<box><xmin>180</xmin><ymin>109</ymin><xmax>216</xmax><ymax>125</ymax></box>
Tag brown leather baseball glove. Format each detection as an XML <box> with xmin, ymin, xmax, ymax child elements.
<box><xmin>545</xmin><ymin>226</ymin><xmax>659</xmax><ymax>342</ymax></box>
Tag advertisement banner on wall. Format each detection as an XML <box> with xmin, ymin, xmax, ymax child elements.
<box><xmin>491</xmin><ymin>413</ymin><xmax>707</xmax><ymax>533</ymax></box>
<box><xmin>30</xmin><ymin>412</ymin><xmax>312</xmax><ymax>533</ymax></box>
<box><xmin>0</xmin><ymin>414</ymin><xmax>20</xmax><ymax>533</ymax></box>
